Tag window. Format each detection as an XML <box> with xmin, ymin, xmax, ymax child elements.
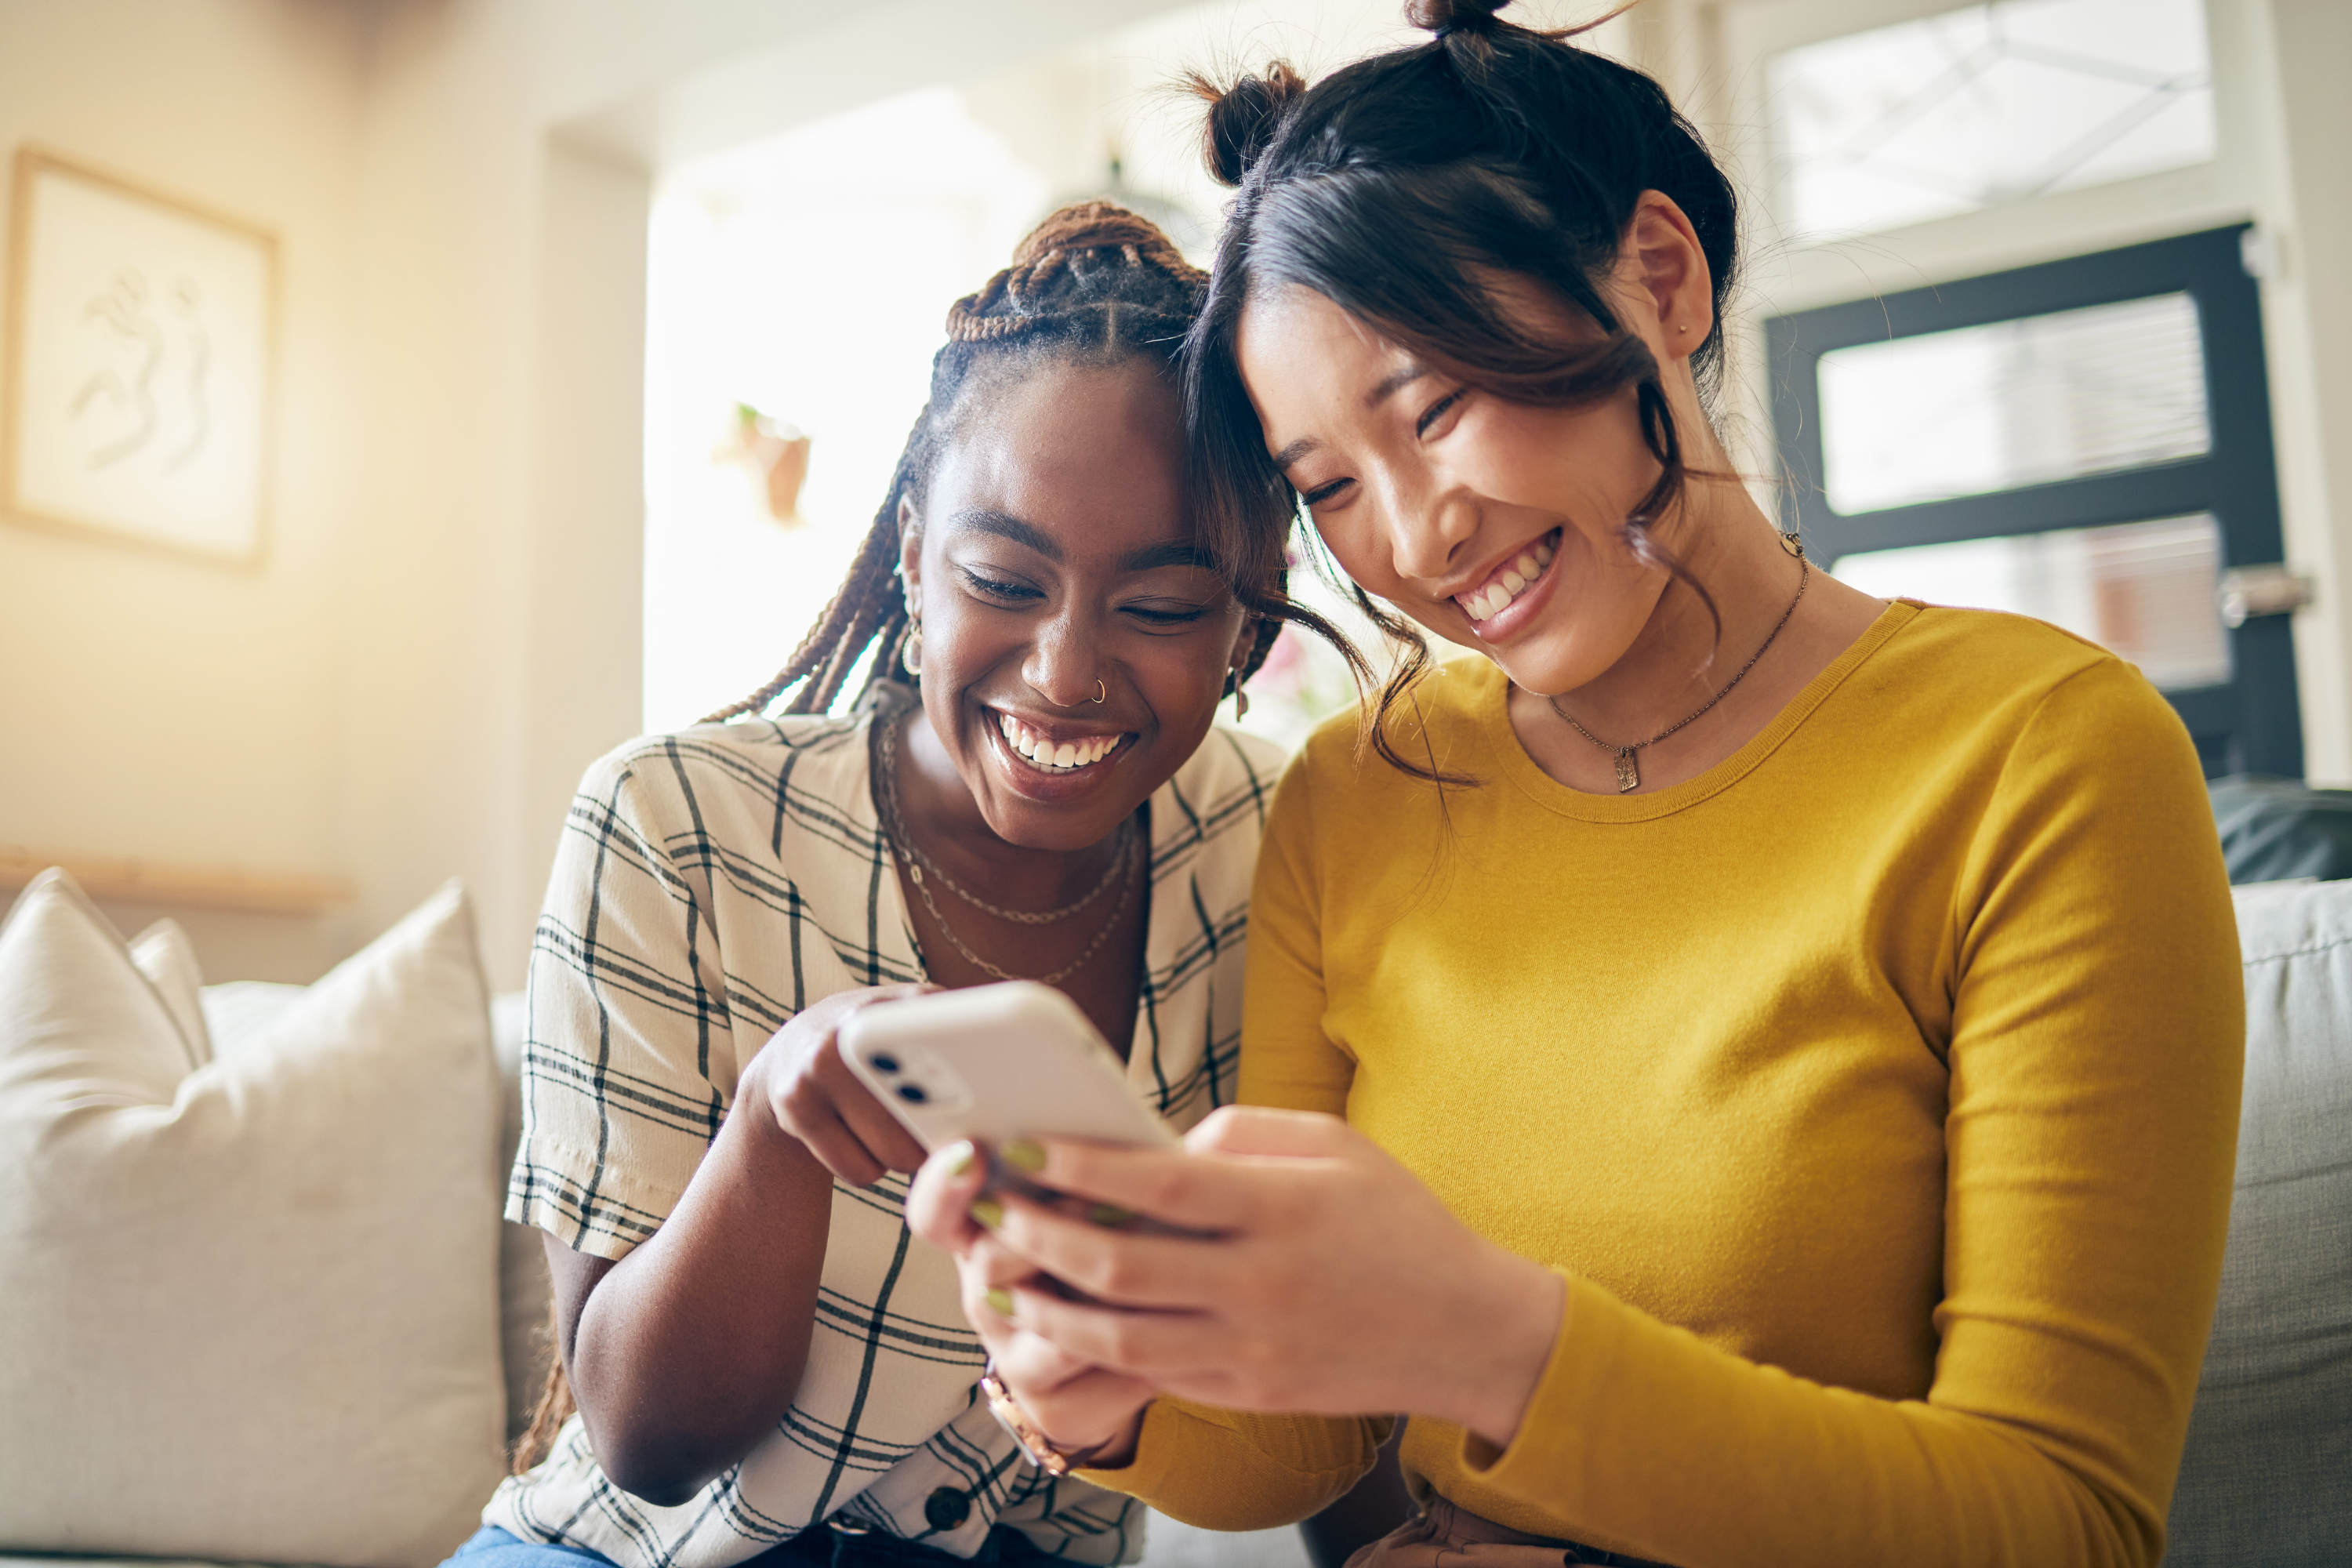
<box><xmin>1769</xmin><ymin>0</ymin><xmax>2217</xmax><ymax>239</ymax></box>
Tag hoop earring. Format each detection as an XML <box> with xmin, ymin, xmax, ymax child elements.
<box><xmin>1091</xmin><ymin>680</ymin><xmax>1105</xmax><ymax>705</ymax></box>
<box><xmin>902</xmin><ymin>617</ymin><xmax>923</xmax><ymax>676</ymax></box>
<box><xmin>1224</xmin><ymin>670</ymin><xmax>1250</xmax><ymax>721</ymax></box>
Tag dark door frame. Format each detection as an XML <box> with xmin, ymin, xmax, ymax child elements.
<box><xmin>1765</xmin><ymin>224</ymin><xmax>2299</xmax><ymax>778</ymax></box>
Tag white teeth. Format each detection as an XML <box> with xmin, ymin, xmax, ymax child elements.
<box><xmin>1461</xmin><ymin>535</ymin><xmax>1560</xmax><ymax>622</ymax></box>
<box><xmin>996</xmin><ymin>711</ymin><xmax>1120</xmax><ymax>771</ymax></box>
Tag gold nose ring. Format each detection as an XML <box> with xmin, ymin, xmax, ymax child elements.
<box><xmin>1091</xmin><ymin>681</ymin><xmax>1106</xmax><ymax>704</ymax></box>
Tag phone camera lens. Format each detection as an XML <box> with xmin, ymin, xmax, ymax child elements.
<box><xmin>895</xmin><ymin>1083</ymin><xmax>930</xmax><ymax>1105</ymax></box>
<box><xmin>869</xmin><ymin>1053</ymin><xmax>901</xmax><ymax>1075</ymax></box>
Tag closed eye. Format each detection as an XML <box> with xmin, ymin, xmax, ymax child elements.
<box><xmin>1299</xmin><ymin>477</ymin><xmax>1353</xmax><ymax>507</ymax></box>
<box><xmin>1415</xmin><ymin>387</ymin><xmax>1468</xmax><ymax>438</ymax></box>
<box><xmin>959</xmin><ymin>568</ymin><xmax>1041</xmax><ymax>604</ymax></box>
<box><xmin>1122</xmin><ymin>599</ymin><xmax>1213</xmax><ymax>629</ymax></box>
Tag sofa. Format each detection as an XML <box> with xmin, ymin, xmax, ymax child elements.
<box><xmin>0</xmin><ymin>840</ymin><xmax>2343</xmax><ymax>1567</ymax></box>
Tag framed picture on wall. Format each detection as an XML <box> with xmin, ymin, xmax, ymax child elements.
<box><xmin>2</xmin><ymin>146</ymin><xmax>278</xmax><ymax>566</ymax></box>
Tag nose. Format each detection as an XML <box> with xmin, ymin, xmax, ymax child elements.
<box><xmin>1373</xmin><ymin>464</ymin><xmax>1478</xmax><ymax>585</ymax></box>
<box><xmin>1021</xmin><ymin>602</ymin><xmax>1105</xmax><ymax>709</ymax></box>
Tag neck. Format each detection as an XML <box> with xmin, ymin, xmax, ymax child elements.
<box><xmin>1554</xmin><ymin>474</ymin><xmax>1806</xmax><ymax>746</ymax></box>
<box><xmin>887</xmin><ymin>707</ymin><xmax>1134</xmax><ymax>910</ymax></box>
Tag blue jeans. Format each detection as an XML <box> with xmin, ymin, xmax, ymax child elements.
<box><xmin>449</xmin><ymin>1524</ymin><xmax>1060</xmax><ymax>1567</ymax></box>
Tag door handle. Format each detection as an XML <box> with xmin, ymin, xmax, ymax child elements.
<box><xmin>2217</xmin><ymin>565</ymin><xmax>2314</xmax><ymax>628</ymax></box>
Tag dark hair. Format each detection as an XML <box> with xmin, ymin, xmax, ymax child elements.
<box><xmin>703</xmin><ymin>199</ymin><xmax>1363</xmax><ymax>724</ymax></box>
<box><xmin>1185</xmin><ymin>0</ymin><xmax>1739</xmax><ymax>778</ymax></box>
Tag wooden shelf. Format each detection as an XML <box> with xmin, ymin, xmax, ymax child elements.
<box><xmin>0</xmin><ymin>846</ymin><xmax>354</xmax><ymax>916</ymax></box>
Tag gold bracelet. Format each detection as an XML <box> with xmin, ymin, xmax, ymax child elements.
<box><xmin>979</xmin><ymin>1363</ymin><xmax>1116</xmax><ymax>1478</ymax></box>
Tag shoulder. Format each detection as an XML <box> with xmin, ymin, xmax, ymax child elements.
<box><xmin>1867</xmin><ymin>603</ymin><xmax>2182</xmax><ymax>747</ymax></box>
<box><xmin>562</xmin><ymin>712</ymin><xmax>882</xmax><ymax>883</ymax></box>
<box><xmin>1285</xmin><ymin>654</ymin><xmax>1501</xmax><ymax>801</ymax></box>
<box><xmin>1156</xmin><ymin>725</ymin><xmax>1292</xmax><ymax>864</ymax></box>
<box><xmin>575</xmin><ymin>712</ymin><xmax>871</xmax><ymax>812</ymax></box>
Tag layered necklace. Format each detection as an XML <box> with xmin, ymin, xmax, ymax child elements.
<box><xmin>1548</xmin><ymin>557</ymin><xmax>1809</xmax><ymax>793</ymax></box>
<box><xmin>873</xmin><ymin>713</ymin><xmax>1140</xmax><ymax>985</ymax></box>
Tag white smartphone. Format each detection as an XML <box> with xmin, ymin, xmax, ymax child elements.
<box><xmin>838</xmin><ymin>980</ymin><xmax>1178</xmax><ymax>1154</ymax></box>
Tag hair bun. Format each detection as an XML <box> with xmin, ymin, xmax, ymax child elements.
<box><xmin>1008</xmin><ymin>199</ymin><xmax>1183</xmax><ymax>271</ymax></box>
<box><xmin>1188</xmin><ymin>62</ymin><xmax>1308</xmax><ymax>187</ymax></box>
<box><xmin>1403</xmin><ymin>0</ymin><xmax>1511</xmax><ymax>34</ymax></box>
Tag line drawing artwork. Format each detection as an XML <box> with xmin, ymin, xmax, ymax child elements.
<box><xmin>6</xmin><ymin>148</ymin><xmax>276</xmax><ymax>563</ymax></box>
<box><xmin>64</xmin><ymin>266</ymin><xmax>214</xmax><ymax>474</ymax></box>
<box><xmin>70</xmin><ymin>266</ymin><xmax>165</xmax><ymax>469</ymax></box>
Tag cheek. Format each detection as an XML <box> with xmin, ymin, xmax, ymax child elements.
<box><xmin>1464</xmin><ymin>401</ymin><xmax>1651</xmax><ymax>517</ymax></box>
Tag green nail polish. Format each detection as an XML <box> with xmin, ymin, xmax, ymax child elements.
<box><xmin>984</xmin><ymin>1287</ymin><xmax>1014</xmax><ymax>1317</ymax></box>
<box><xmin>1088</xmin><ymin>1203</ymin><xmax>1135</xmax><ymax>1229</ymax></box>
<box><xmin>970</xmin><ymin>1196</ymin><xmax>1004</xmax><ymax>1231</ymax></box>
<box><xmin>1004</xmin><ymin>1138</ymin><xmax>1047</xmax><ymax>1173</ymax></box>
<box><xmin>943</xmin><ymin>1141</ymin><xmax>978</xmax><ymax>1178</ymax></box>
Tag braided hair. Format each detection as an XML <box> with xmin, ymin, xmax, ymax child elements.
<box><xmin>1182</xmin><ymin>0</ymin><xmax>1737</xmax><ymax>779</ymax></box>
<box><xmin>702</xmin><ymin>200</ymin><xmax>1359</xmax><ymax>724</ymax></box>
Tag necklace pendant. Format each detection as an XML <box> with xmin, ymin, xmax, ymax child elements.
<box><xmin>1613</xmin><ymin>748</ymin><xmax>1640</xmax><ymax>793</ymax></box>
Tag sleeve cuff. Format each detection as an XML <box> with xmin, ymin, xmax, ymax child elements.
<box><xmin>1077</xmin><ymin>1399</ymin><xmax>1391</xmax><ymax>1531</ymax></box>
<box><xmin>1456</xmin><ymin>1268</ymin><xmax>1600</xmax><ymax>1489</ymax></box>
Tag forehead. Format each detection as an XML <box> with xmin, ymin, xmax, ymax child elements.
<box><xmin>1237</xmin><ymin>285</ymin><xmax>1401</xmax><ymax>381</ymax></box>
<box><xmin>931</xmin><ymin>358</ymin><xmax>1195</xmax><ymax>552</ymax></box>
<box><xmin>1232</xmin><ymin>285</ymin><xmax>1410</xmax><ymax>439</ymax></box>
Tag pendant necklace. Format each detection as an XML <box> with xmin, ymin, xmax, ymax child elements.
<box><xmin>1548</xmin><ymin>557</ymin><xmax>1809</xmax><ymax>794</ymax></box>
<box><xmin>873</xmin><ymin>713</ymin><xmax>1139</xmax><ymax>985</ymax></box>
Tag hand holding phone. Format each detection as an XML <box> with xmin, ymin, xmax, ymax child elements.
<box><xmin>838</xmin><ymin>982</ymin><xmax>1176</xmax><ymax>1154</ymax></box>
<box><xmin>754</xmin><ymin>983</ymin><xmax>936</xmax><ymax>1185</ymax></box>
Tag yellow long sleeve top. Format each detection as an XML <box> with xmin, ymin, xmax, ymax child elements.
<box><xmin>1083</xmin><ymin>603</ymin><xmax>2244</xmax><ymax>1566</ymax></box>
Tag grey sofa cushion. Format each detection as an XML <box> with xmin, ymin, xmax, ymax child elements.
<box><xmin>2165</xmin><ymin>880</ymin><xmax>2352</xmax><ymax>1564</ymax></box>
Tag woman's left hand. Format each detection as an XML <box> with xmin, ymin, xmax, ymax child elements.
<box><xmin>905</xmin><ymin>1105</ymin><xmax>1566</xmax><ymax>1450</ymax></box>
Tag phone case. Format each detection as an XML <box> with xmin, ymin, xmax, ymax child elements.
<box><xmin>838</xmin><ymin>981</ymin><xmax>1178</xmax><ymax>1152</ymax></box>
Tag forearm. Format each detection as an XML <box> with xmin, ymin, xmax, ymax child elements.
<box><xmin>1448</xmin><ymin>1272</ymin><xmax>2170</xmax><ymax>1568</ymax></box>
<box><xmin>568</xmin><ymin>1062</ymin><xmax>836</xmax><ymax>1504</ymax></box>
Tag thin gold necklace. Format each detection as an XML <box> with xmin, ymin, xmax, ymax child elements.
<box><xmin>873</xmin><ymin>713</ymin><xmax>1140</xmax><ymax>985</ymax></box>
<box><xmin>1548</xmin><ymin>557</ymin><xmax>1809</xmax><ymax>793</ymax></box>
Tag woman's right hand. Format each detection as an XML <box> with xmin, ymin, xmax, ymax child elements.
<box><xmin>909</xmin><ymin>1141</ymin><xmax>1158</xmax><ymax>1468</ymax></box>
<box><xmin>755</xmin><ymin>984</ymin><xmax>935</xmax><ymax>1185</ymax></box>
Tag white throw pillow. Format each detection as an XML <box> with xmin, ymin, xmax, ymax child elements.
<box><xmin>0</xmin><ymin>871</ymin><xmax>507</xmax><ymax>1568</ymax></box>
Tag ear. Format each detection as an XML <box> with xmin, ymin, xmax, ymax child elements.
<box><xmin>1618</xmin><ymin>191</ymin><xmax>1713</xmax><ymax>363</ymax></box>
<box><xmin>896</xmin><ymin>493</ymin><xmax>923</xmax><ymax>606</ymax></box>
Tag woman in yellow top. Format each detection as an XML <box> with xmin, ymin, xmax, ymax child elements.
<box><xmin>905</xmin><ymin>3</ymin><xmax>2245</xmax><ymax>1564</ymax></box>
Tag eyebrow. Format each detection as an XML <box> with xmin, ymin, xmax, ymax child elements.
<box><xmin>1119</xmin><ymin>541</ymin><xmax>1219</xmax><ymax>574</ymax></box>
<box><xmin>953</xmin><ymin>510</ymin><xmax>1216</xmax><ymax>576</ymax></box>
<box><xmin>1267</xmin><ymin>363</ymin><xmax>1429</xmax><ymax>471</ymax></box>
<box><xmin>948</xmin><ymin>508</ymin><xmax>1061</xmax><ymax>561</ymax></box>
<box><xmin>1365</xmin><ymin>363</ymin><xmax>1428</xmax><ymax>409</ymax></box>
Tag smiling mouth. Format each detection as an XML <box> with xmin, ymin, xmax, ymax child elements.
<box><xmin>994</xmin><ymin>710</ymin><xmax>1131</xmax><ymax>773</ymax></box>
<box><xmin>1456</xmin><ymin>530</ymin><xmax>1560</xmax><ymax>622</ymax></box>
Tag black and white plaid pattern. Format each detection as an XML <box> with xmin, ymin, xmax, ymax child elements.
<box><xmin>485</xmin><ymin>688</ymin><xmax>1283</xmax><ymax>1567</ymax></box>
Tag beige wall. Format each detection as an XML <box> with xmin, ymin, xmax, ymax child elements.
<box><xmin>0</xmin><ymin>0</ymin><xmax>369</xmax><ymax>980</ymax></box>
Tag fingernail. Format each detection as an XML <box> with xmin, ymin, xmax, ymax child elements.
<box><xmin>942</xmin><ymin>1141</ymin><xmax>978</xmax><ymax>1178</ymax></box>
<box><xmin>1004</xmin><ymin>1138</ymin><xmax>1047</xmax><ymax>1173</ymax></box>
<box><xmin>1088</xmin><ymin>1203</ymin><xmax>1135</xmax><ymax>1229</ymax></box>
<box><xmin>984</xmin><ymin>1287</ymin><xmax>1014</xmax><ymax>1317</ymax></box>
<box><xmin>969</xmin><ymin>1196</ymin><xmax>1004</xmax><ymax>1231</ymax></box>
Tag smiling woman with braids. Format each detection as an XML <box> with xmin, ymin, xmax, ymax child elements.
<box><xmin>906</xmin><ymin>6</ymin><xmax>2246</xmax><ymax>1567</ymax></box>
<box><xmin>446</xmin><ymin>202</ymin><xmax>1347</xmax><ymax>1568</ymax></box>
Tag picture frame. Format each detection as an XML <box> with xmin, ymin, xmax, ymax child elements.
<box><xmin>2</xmin><ymin>146</ymin><xmax>279</xmax><ymax>568</ymax></box>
